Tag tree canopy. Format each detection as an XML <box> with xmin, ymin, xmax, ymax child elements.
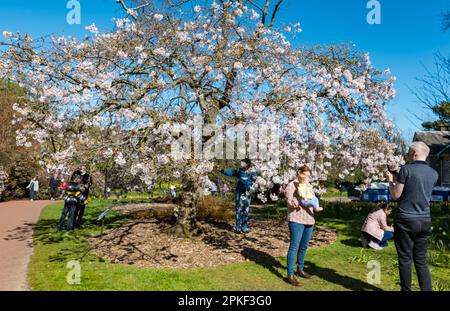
<box><xmin>0</xmin><ymin>0</ymin><xmax>403</xmax><ymax>234</ymax></box>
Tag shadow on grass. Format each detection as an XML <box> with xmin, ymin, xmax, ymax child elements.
<box><xmin>341</xmin><ymin>238</ymin><xmax>364</xmax><ymax>248</ymax></box>
<box><xmin>315</xmin><ymin>216</ymin><xmax>364</xmax><ymax>238</ymax></box>
<box><xmin>305</xmin><ymin>262</ymin><xmax>383</xmax><ymax>291</ymax></box>
<box><xmin>31</xmin><ymin>212</ymin><xmax>127</xmax><ymax>246</ymax></box>
<box><xmin>241</xmin><ymin>247</ymin><xmax>383</xmax><ymax>291</ymax></box>
<box><xmin>241</xmin><ymin>247</ymin><xmax>285</xmax><ymax>279</ymax></box>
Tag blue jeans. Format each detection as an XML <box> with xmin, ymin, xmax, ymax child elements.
<box><xmin>379</xmin><ymin>231</ymin><xmax>394</xmax><ymax>247</ymax></box>
<box><xmin>235</xmin><ymin>191</ymin><xmax>251</xmax><ymax>231</ymax></box>
<box><xmin>363</xmin><ymin>231</ymin><xmax>394</xmax><ymax>247</ymax></box>
<box><xmin>299</xmin><ymin>197</ymin><xmax>319</xmax><ymax>209</ymax></box>
<box><xmin>58</xmin><ymin>201</ymin><xmax>78</xmax><ymax>231</ymax></box>
<box><xmin>29</xmin><ymin>189</ymin><xmax>36</xmax><ymax>200</ymax></box>
<box><xmin>287</xmin><ymin>222</ymin><xmax>314</xmax><ymax>276</ymax></box>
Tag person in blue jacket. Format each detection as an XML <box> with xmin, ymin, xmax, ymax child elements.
<box><xmin>221</xmin><ymin>158</ymin><xmax>257</xmax><ymax>234</ymax></box>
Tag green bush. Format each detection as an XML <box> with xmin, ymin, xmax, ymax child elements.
<box><xmin>319</xmin><ymin>201</ymin><xmax>449</xmax><ymax>218</ymax></box>
<box><xmin>3</xmin><ymin>156</ymin><xmax>42</xmax><ymax>200</ymax></box>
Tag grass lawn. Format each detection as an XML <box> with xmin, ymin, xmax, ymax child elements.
<box><xmin>28</xmin><ymin>199</ymin><xmax>450</xmax><ymax>291</ymax></box>
<box><xmin>321</xmin><ymin>187</ymin><xmax>348</xmax><ymax>198</ymax></box>
<box><xmin>107</xmin><ymin>181</ymin><xmax>181</xmax><ymax>200</ymax></box>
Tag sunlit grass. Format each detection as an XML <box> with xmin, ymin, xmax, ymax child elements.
<box><xmin>28</xmin><ymin>199</ymin><xmax>450</xmax><ymax>291</ymax></box>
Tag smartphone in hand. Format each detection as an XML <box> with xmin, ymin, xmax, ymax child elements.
<box><xmin>387</xmin><ymin>166</ymin><xmax>399</xmax><ymax>178</ymax></box>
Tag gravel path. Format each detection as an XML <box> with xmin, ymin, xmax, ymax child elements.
<box><xmin>0</xmin><ymin>200</ymin><xmax>54</xmax><ymax>291</ymax></box>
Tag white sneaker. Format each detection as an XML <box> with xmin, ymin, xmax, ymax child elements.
<box><xmin>368</xmin><ymin>241</ymin><xmax>383</xmax><ymax>250</ymax></box>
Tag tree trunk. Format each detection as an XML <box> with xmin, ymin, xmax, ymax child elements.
<box><xmin>170</xmin><ymin>172</ymin><xmax>203</xmax><ymax>237</ymax></box>
<box><xmin>169</xmin><ymin>95</ymin><xmax>221</xmax><ymax>237</ymax></box>
<box><xmin>103</xmin><ymin>167</ymin><xmax>108</xmax><ymax>198</ymax></box>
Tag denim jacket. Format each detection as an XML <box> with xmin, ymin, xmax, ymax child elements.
<box><xmin>222</xmin><ymin>168</ymin><xmax>257</xmax><ymax>193</ymax></box>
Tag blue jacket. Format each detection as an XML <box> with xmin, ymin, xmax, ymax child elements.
<box><xmin>222</xmin><ymin>168</ymin><xmax>257</xmax><ymax>193</ymax></box>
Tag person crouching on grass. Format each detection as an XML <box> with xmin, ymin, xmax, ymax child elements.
<box><xmin>284</xmin><ymin>165</ymin><xmax>319</xmax><ymax>287</ymax></box>
<box><xmin>361</xmin><ymin>203</ymin><xmax>394</xmax><ymax>250</ymax></box>
<box><xmin>221</xmin><ymin>158</ymin><xmax>256</xmax><ymax>234</ymax></box>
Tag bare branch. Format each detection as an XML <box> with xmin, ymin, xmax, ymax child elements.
<box><xmin>261</xmin><ymin>0</ymin><xmax>270</xmax><ymax>25</ymax></box>
<box><xmin>268</xmin><ymin>0</ymin><xmax>283</xmax><ymax>27</ymax></box>
<box><xmin>116</xmin><ymin>0</ymin><xmax>142</xmax><ymax>31</ymax></box>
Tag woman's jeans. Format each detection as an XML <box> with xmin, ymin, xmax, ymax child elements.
<box><xmin>235</xmin><ymin>191</ymin><xmax>251</xmax><ymax>231</ymax></box>
<box><xmin>363</xmin><ymin>231</ymin><xmax>394</xmax><ymax>247</ymax></box>
<box><xmin>29</xmin><ymin>189</ymin><xmax>36</xmax><ymax>200</ymax></box>
<box><xmin>287</xmin><ymin>222</ymin><xmax>314</xmax><ymax>276</ymax></box>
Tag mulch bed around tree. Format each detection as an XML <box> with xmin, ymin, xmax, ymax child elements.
<box><xmin>87</xmin><ymin>203</ymin><xmax>337</xmax><ymax>269</ymax></box>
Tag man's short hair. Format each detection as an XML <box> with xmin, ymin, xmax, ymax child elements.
<box><xmin>410</xmin><ymin>141</ymin><xmax>430</xmax><ymax>158</ymax></box>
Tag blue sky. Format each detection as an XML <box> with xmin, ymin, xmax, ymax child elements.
<box><xmin>1</xmin><ymin>0</ymin><xmax>449</xmax><ymax>142</ymax></box>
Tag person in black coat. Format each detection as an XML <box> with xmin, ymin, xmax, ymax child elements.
<box><xmin>58</xmin><ymin>174</ymin><xmax>85</xmax><ymax>231</ymax></box>
<box><xmin>49</xmin><ymin>173</ymin><xmax>61</xmax><ymax>200</ymax></box>
<box><xmin>71</xmin><ymin>166</ymin><xmax>92</xmax><ymax>228</ymax></box>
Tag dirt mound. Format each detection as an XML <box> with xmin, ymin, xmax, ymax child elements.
<box><xmin>88</xmin><ymin>203</ymin><xmax>337</xmax><ymax>269</ymax></box>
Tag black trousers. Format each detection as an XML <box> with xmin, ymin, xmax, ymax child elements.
<box><xmin>74</xmin><ymin>203</ymin><xmax>85</xmax><ymax>227</ymax></box>
<box><xmin>58</xmin><ymin>201</ymin><xmax>77</xmax><ymax>231</ymax></box>
<box><xmin>74</xmin><ymin>191</ymin><xmax>89</xmax><ymax>227</ymax></box>
<box><xmin>394</xmin><ymin>218</ymin><xmax>432</xmax><ymax>291</ymax></box>
<box><xmin>50</xmin><ymin>187</ymin><xmax>58</xmax><ymax>199</ymax></box>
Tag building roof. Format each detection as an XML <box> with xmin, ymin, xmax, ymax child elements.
<box><xmin>413</xmin><ymin>131</ymin><xmax>450</xmax><ymax>156</ymax></box>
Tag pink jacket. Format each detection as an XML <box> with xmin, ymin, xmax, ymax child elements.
<box><xmin>285</xmin><ymin>179</ymin><xmax>315</xmax><ymax>225</ymax></box>
<box><xmin>361</xmin><ymin>208</ymin><xmax>394</xmax><ymax>241</ymax></box>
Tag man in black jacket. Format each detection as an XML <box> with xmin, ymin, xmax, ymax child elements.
<box><xmin>388</xmin><ymin>141</ymin><xmax>438</xmax><ymax>291</ymax></box>
<box><xmin>49</xmin><ymin>173</ymin><xmax>60</xmax><ymax>200</ymax></box>
<box><xmin>58</xmin><ymin>175</ymin><xmax>85</xmax><ymax>232</ymax></box>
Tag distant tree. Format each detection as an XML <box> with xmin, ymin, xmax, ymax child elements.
<box><xmin>0</xmin><ymin>80</ymin><xmax>25</xmax><ymax>167</ymax></box>
<box><xmin>1</xmin><ymin>0</ymin><xmax>402</xmax><ymax>236</ymax></box>
<box><xmin>0</xmin><ymin>80</ymin><xmax>46</xmax><ymax>200</ymax></box>
<box><xmin>422</xmin><ymin>101</ymin><xmax>450</xmax><ymax>131</ymax></box>
<box><xmin>413</xmin><ymin>53</ymin><xmax>450</xmax><ymax>131</ymax></box>
<box><xmin>2</xmin><ymin>155</ymin><xmax>41</xmax><ymax>199</ymax></box>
